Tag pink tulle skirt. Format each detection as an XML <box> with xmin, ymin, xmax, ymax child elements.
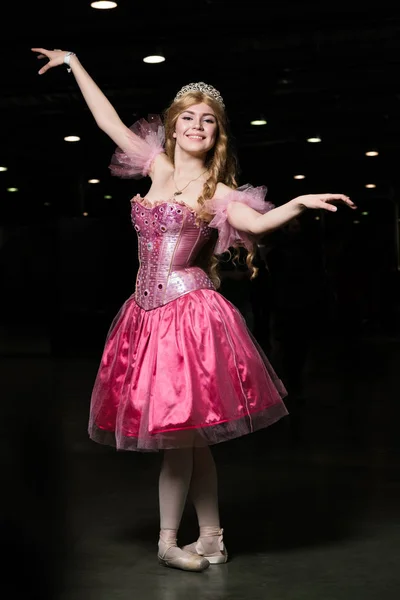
<box><xmin>88</xmin><ymin>289</ymin><xmax>288</xmax><ymax>451</ymax></box>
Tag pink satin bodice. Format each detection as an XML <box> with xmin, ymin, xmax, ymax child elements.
<box><xmin>131</xmin><ymin>196</ymin><xmax>215</xmax><ymax>311</ymax></box>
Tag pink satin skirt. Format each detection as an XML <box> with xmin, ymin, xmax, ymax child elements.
<box><xmin>88</xmin><ymin>289</ymin><xmax>288</xmax><ymax>451</ymax></box>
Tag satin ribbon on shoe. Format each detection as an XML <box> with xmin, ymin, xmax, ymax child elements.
<box><xmin>158</xmin><ymin>535</ymin><xmax>210</xmax><ymax>572</ymax></box>
<box><xmin>183</xmin><ymin>527</ymin><xmax>228</xmax><ymax>564</ymax></box>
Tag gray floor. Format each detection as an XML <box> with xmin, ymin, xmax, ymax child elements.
<box><xmin>2</xmin><ymin>329</ymin><xmax>400</xmax><ymax>599</ymax></box>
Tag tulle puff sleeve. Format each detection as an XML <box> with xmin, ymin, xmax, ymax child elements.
<box><xmin>206</xmin><ymin>184</ymin><xmax>275</xmax><ymax>255</ymax></box>
<box><xmin>109</xmin><ymin>114</ymin><xmax>165</xmax><ymax>179</ymax></box>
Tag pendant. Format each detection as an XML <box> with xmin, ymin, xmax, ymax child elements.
<box><xmin>173</xmin><ymin>191</ymin><xmax>182</xmax><ymax>196</ymax></box>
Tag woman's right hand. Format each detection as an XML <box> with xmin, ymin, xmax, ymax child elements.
<box><xmin>31</xmin><ymin>48</ymin><xmax>68</xmax><ymax>75</ymax></box>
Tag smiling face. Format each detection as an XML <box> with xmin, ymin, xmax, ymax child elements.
<box><xmin>173</xmin><ymin>102</ymin><xmax>218</xmax><ymax>155</ymax></box>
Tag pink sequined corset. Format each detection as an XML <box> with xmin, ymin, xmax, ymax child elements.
<box><xmin>131</xmin><ymin>196</ymin><xmax>216</xmax><ymax>310</ymax></box>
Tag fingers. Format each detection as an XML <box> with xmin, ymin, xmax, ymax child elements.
<box><xmin>38</xmin><ymin>64</ymin><xmax>50</xmax><ymax>75</ymax></box>
<box><xmin>32</xmin><ymin>48</ymin><xmax>65</xmax><ymax>75</ymax></box>
<box><xmin>344</xmin><ymin>198</ymin><xmax>357</xmax><ymax>209</ymax></box>
<box><xmin>339</xmin><ymin>197</ymin><xmax>357</xmax><ymax>209</ymax></box>
<box><xmin>322</xmin><ymin>204</ymin><xmax>338</xmax><ymax>212</ymax></box>
<box><xmin>32</xmin><ymin>48</ymin><xmax>49</xmax><ymax>71</ymax></box>
<box><xmin>299</xmin><ymin>193</ymin><xmax>357</xmax><ymax>213</ymax></box>
<box><xmin>323</xmin><ymin>193</ymin><xmax>349</xmax><ymax>201</ymax></box>
<box><xmin>323</xmin><ymin>194</ymin><xmax>357</xmax><ymax>209</ymax></box>
<box><xmin>31</xmin><ymin>47</ymin><xmax>49</xmax><ymax>55</ymax></box>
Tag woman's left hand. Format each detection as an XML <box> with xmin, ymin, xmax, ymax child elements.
<box><xmin>294</xmin><ymin>193</ymin><xmax>357</xmax><ymax>213</ymax></box>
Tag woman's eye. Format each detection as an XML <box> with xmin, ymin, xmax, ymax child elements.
<box><xmin>183</xmin><ymin>116</ymin><xmax>192</xmax><ymax>120</ymax></box>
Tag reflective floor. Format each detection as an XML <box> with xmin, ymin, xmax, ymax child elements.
<box><xmin>2</xmin><ymin>325</ymin><xmax>400</xmax><ymax>600</ymax></box>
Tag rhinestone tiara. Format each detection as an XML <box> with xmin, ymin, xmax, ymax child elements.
<box><xmin>174</xmin><ymin>82</ymin><xmax>225</xmax><ymax>108</ymax></box>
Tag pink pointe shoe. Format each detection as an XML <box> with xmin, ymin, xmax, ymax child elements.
<box><xmin>182</xmin><ymin>527</ymin><xmax>228</xmax><ymax>564</ymax></box>
<box><xmin>158</xmin><ymin>531</ymin><xmax>210</xmax><ymax>572</ymax></box>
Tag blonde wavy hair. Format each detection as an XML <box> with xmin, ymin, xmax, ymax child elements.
<box><xmin>163</xmin><ymin>90</ymin><xmax>259</xmax><ymax>289</ymax></box>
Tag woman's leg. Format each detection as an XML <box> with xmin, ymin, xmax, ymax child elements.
<box><xmin>185</xmin><ymin>446</ymin><xmax>227</xmax><ymax>559</ymax></box>
<box><xmin>158</xmin><ymin>448</ymin><xmax>209</xmax><ymax>570</ymax></box>
<box><xmin>190</xmin><ymin>446</ymin><xmax>220</xmax><ymax>529</ymax></box>
<box><xmin>159</xmin><ymin>448</ymin><xmax>193</xmax><ymax>531</ymax></box>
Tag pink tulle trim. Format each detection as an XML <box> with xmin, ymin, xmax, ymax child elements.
<box><xmin>109</xmin><ymin>114</ymin><xmax>165</xmax><ymax>179</ymax></box>
<box><xmin>205</xmin><ymin>184</ymin><xmax>274</xmax><ymax>254</ymax></box>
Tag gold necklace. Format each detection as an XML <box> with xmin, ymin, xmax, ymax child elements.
<box><xmin>173</xmin><ymin>170</ymin><xmax>208</xmax><ymax>196</ymax></box>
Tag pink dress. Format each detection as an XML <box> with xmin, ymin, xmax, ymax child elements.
<box><xmin>88</xmin><ymin>115</ymin><xmax>288</xmax><ymax>451</ymax></box>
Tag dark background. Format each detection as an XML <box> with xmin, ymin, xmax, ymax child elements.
<box><xmin>1</xmin><ymin>2</ymin><xmax>400</xmax><ymax>599</ymax></box>
<box><xmin>1</xmin><ymin>1</ymin><xmax>400</xmax><ymax>350</ymax></box>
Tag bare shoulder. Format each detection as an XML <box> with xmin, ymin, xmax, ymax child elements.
<box><xmin>150</xmin><ymin>152</ymin><xmax>174</xmax><ymax>182</ymax></box>
<box><xmin>214</xmin><ymin>182</ymin><xmax>236</xmax><ymax>199</ymax></box>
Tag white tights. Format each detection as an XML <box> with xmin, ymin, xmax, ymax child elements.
<box><xmin>158</xmin><ymin>447</ymin><xmax>221</xmax><ymax>553</ymax></box>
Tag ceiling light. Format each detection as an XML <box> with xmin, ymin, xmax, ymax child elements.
<box><xmin>44</xmin><ymin>202</ymin><xmax>51</xmax><ymax>206</ymax></box>
<box><xmin>143</xmin><ymin>55</ymin><xmax>165</xmax><ymax>64</ymax></box>
<box><xmin>307</xmin><ymin>136</ymin><xmax>321</xmax><ymax>143</ymax></box>
<box><xmin>294</xmin><ymin>174</ymin><xmax>305</xmax><ymax>180</ymax></box>
<box><xmin>353</xmin><ymin>220</ymin><xmax>360</xmax><ymax>224</ymax></box>
<box><xmin>91</xmin><ymin>1</ymin><xmax>118</xmax><ymax>9</ymax></box>
<box><xmin>88</xmin><ymin>179</ymin><xmax>100</xmax><ymax>184</ymax></box>
<box><xmin>361</xmin><ymin>211</ymin><xmax>369</xmax><ymax>216</ymax></box>
<box><xmin>365</xmin><ymin>150</ymin><xmax>379</xmax><ymax>157</ymax></box>
<box><xmin>250</xmin><ymin>119</ymin><xmax>267</xmax><ymax>126</ymax></box>
<box><xmin>83</xmin><ymin>212</ymin><xmax>89</xmax><ymax>216</ymax></box>
<box><xmin>365</xmin><ymin>184</ymin><xmax>376</xmax><ymax>189</ymax></box>
<box><xmin>7</xmin><ymin>187</ymin><xmax>18</xmax><ymax>192</ymax></box>
<box><xmin>104</xmin><ymin>195</ymin><xmax>112</xmax><ymax>199</ymax></box>
<box><xmin>0</xmin><ymin>166</ymin><xmax>8</xmax><ymax>172</ymax></box>
<box><xmin>315</xmin><ymin>216</ymin><xmax>320</xmax><ymax>221</ymax></box>
<box><xmin>64</xmin><ymin>135</ymin><xmax>80</xmax><ymax>142</ymax></box>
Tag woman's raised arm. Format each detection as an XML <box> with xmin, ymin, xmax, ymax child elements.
<box><xmin>32</xmin><ymin>48</ymin><xmax>138</xmax><ymax>153</ymax></box>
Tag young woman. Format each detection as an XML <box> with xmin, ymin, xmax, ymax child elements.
<box><xmin>32</xmin><ymin>48</ymin><xmax>356</xmax><ymax>572</ymax></box>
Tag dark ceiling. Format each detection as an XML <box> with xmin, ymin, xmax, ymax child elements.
<box><xmin>1</xmin><ymin>1</ymin><xmax>400</xmax><ymax>218</ymax></box>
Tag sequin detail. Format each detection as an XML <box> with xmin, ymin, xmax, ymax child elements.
<box><xmin>131</xmin><ymin>196</ymin><xmax>215</xmax><ymax>311</ymax></box>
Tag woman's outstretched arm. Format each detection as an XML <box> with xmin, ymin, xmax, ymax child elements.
<box><xmin>226</xmin><ymin>193</ymin><xmax>357</xmax><ymax>236</ymax></box>
<box><xmin>32</xmin><ymin>48</ymin><xmax>139</xmax><ymax>152</ymax></box>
